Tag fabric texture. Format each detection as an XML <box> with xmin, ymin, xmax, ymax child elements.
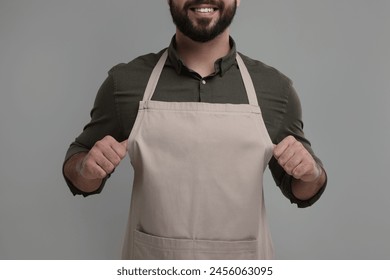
<box><xmin>122</xmin><ymin>51</ymin><xmax>274</xmax><ymax>259</ymax></box>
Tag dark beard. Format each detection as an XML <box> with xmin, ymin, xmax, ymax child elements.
<box><xmin>169</xmin><ymin>0</ymin><xmax>237</xmax><ymax>42</ymax></box>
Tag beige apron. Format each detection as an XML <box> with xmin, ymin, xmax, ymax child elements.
<box><xmin>122</xmin><ymin>50</ymin><xmax>274</xmax><ymax>259</ymax></box>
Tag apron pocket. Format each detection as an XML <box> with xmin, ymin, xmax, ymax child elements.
<box><xmin>133</xmin><ymin>230</ymin><xmax>258</xmax><ymax>260</ymax></box>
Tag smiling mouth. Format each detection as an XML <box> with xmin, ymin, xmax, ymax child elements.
<box><xmin>190</xmin><ymin>7</ymin><xmax>218</xmax><ymax>13</ymax></box>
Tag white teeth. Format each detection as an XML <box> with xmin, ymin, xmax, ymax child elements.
<box><xmin>194</xmin><ymin>8</ymin><xmax>215</xmax><ymax>13</ymax></box>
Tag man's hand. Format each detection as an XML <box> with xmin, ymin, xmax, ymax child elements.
<box><xmin>273</xmin><ymin>135</ymin><xmax>321</xmax><ymax>183</ymax></box>
<box><xmin>273</xmin><ymin>136</ymin><xmax>326</xmax><ymax>201</ymax></box>
<box><xmin>77</xmin><ymin>136</ymin><xmax>128</xmax><ymax>180</ymax></box>
<box><xmin>64</xmin><ymin>136</ymin><xmax>128</xmax><ymax>193</ymax></box>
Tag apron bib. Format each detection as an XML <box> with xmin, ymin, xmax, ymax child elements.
<box><xmin>122</xmin><ymin>50</ymin><xmax>274</xmax><ymax>259</ymax></box>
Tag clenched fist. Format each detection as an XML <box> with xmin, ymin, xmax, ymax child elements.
<box><xmin>64</xmin><ymin>135</ymin><xmax>128</xmax><ymax>193</ymax></box>
<box><xmin>77</xmin><ymin>136</ymin><xmax>128</xmax><ymax>180</ymax></box>
<box><xmin>273</xmin><ymin>135</ymin><xmax>321</xmax><ymax>183</ymax></box>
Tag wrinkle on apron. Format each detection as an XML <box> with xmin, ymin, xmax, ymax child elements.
<box><xmin>122</xmin><ymin>50</ymin><xmax>275</xmax><ymax>260</ymax></box>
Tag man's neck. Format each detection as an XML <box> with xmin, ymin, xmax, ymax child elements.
<box><xmin>175</xmin><ymin>29</ymin><xmax>231</xmax><ymax>77</ymax></box>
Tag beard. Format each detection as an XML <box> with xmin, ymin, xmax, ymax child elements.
<box><xmin>169</xmin><ymin>0</ymin><xmax>237</xmax><ymax>42</ymax></box>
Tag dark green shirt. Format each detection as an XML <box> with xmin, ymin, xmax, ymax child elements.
<box><xmin>64</xmin><ymin>37</ymin><xmax>326</xmax><ymax>208</ymax></box>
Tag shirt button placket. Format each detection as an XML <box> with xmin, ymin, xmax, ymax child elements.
<box><xmin>199</xmin><ymin>79</ymin><xmax>207</xmax><ymax>101</ymax></box>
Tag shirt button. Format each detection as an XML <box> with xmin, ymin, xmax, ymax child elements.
<box><xmin>201</xmin><ymin>80</ymin><xmax>206</xmax><ymax>85</ymax></box>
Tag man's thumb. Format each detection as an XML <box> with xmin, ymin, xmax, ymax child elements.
<box><xmin>121</xmin><ymin>139</ymin><xmax>128</xmax><ymax>151</ymax></box>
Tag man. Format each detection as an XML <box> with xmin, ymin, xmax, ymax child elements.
<box><xmin>63</xmin><ymin>0</ymin><xmax>327</xmax><ymax>259</ymax></box>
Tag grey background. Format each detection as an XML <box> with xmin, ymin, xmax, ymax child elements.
<box><xmin>0</xmin><ymin>0</ymin><xmax>389</xmax><ymax>259</ymax></box>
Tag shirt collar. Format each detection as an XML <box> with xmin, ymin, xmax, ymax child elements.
<box><xmin>167</xmin><ymin>35</ymin><xmax>238</xmax><ymax>77</ymax></box>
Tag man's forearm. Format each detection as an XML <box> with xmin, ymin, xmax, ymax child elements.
<box><xmin>63</xmin><ymin>153</ymin><xmax>103</xmax><ymax>193</ymax></box>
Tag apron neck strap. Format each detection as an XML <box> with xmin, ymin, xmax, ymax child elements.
<box><xmin>142</xmin><ymin>50</ymin><xmax>169</xmax><ymax>102</ymax></box>
<box><xmin>235</xmin><ymin>53</ymin><xmax>259</xmax><ymax>107</ymax></box>
<box><xmin>142</xmin><ymin>50</ymin><xmax>259</xmax><ymax>107</ymax></box>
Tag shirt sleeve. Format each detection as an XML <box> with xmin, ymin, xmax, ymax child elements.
<box><xmin>269</xmin><ymin>83</ymin><xmax>327</xmax><ymax>208</ymax></box>
<box><xmin>62</xmin><ymin>71</ymin><xmax>126</xmax><ymax>197</ymax></box>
